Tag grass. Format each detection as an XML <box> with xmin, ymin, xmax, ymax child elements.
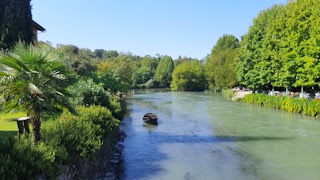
<box><xmin>0</xmin><ymin>112</ymin><xmax>27</xmax><ymax>137</ymax></box>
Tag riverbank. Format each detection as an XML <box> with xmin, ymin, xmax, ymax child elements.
<box><xmin>239</xmin><ymin>93</ymin><xmax>320</xmax><ymax>117</ymax></box>
<box><xmin>231</xmin><ymin>89</ymin><xmax>252</xmax><ymax>100</ymax></box>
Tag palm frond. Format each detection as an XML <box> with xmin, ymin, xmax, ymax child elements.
<box><xmin>5</xmin><ymin>94</ymin><xmax>23</xmax><ymax>112</ymax></box>
<box><xmin>28</xmin><ymin>83</ymin><xmax>43</xmax><ymax>95</ymax></box>
<box><xmin>0</xmin><ymin>56</ymin><xmax>22</xmax><ymax>71</ymax></box>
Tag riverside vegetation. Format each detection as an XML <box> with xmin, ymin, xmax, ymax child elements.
<box><xmin>1</xmin><ymin>0</ymin><xmax>320</xmax><ymax>178</ymax></box>
<box><xmin>240</xmin><ymin>93</ymin><xmax>320</xmax><ymax>117</ymax></box>
<box><xmin>0</xmin><ymin>44</ymin><xmax>125</xmax><ymax>179</ymax></box>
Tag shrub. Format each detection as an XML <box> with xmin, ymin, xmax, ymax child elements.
<box><xmin>68</xmin><ymin>78</ymin><xmax>126</xmax><ymax>120</ymax></box>
<box><xmin>41</xmin><ymin>116</ymin><xmax>103</xmax><ymax>164</ymax></box>
<box><xmin>76</xmin><ymin>106</ymin><xmax>119</xmax><ymax>135</ymax></box>
<box><xmin>240</xmin><ymin>93</ymin><xmax>320</xmax><ymax>117</ymax></box>
<box><xmin>68</xmin><ymin>78</ymin><xmax>108</xmax><ymax>107</ymax></box>
<box><xmin>0</xmin><ymin>136</ymin><xmax>58</xmax><ymax>179</ymax></box>
<box><xmin>222</xmin><ymin>89</ymin><xmax>234</xmax><ymax>99</ymax></box>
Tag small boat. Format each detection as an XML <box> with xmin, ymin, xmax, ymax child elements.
<box><xmin>143</xmin><ymin>113</ymin><xmax>158</xmax><ymax>125</ymax></box>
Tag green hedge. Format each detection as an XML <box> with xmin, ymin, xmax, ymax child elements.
<box><xmin>240</xmin><ymin>94</ymin><xmax>320</xmax><ymax>117</ymax></box>
<box><xmin>0</xmin><ymin>105</ymin><xmax>120</xmax><ymax>179</ymax></box>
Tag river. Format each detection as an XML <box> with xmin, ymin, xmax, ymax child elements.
<box><xmin>122</xmin><ymin>90</ymin><xmax>320</xmax><ymax>180</ymax></box>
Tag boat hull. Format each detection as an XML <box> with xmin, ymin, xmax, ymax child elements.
<box><xmin>143</xmin><ymin>113</ymin><xmax>158</xmax><ymax>125</ymax></box>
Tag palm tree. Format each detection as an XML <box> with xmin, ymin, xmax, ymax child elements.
<box><xmin>0</xmin><ymin>43</ymin><xmax>78</xmax><ymax>141</ymax></box>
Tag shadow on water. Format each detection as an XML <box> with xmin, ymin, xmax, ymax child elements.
<box><xmin>124</xmin><ymin>128</ymin><xmax>293</xmax><ymax>180</ymax></box>
<box><xmin>148</xmin><ymin>133</ymin><xmax>293</xmax><ymax>144</ymax></box>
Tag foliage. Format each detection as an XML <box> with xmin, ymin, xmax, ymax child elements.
<box><xmin>133</xmin><ymin>66</ymin><xmax>153</xmax><ymax>87</ymax></box>
<box><xmin>171</xmin><ymin>60</ymin><xmax>207</xmax><ymax>91</ymax></box>
<box><xmin>97</xmin><ymin>56</ymin><xmax>135</xmax><ymax>92</ymax></box>
<box><xmin>56</xmin><ymin>44</ymin><xmax>98</xmax><ymax>76</ymax></box>
<box><xmin>211</xmin><ymin>34</ymin><xmax>240</xmax><ymax>55</ymax></box>
<box><xmin>0</xmin><ymin>136</ymin><xmax>58</xmax><ymax>179</ymax></box>
<box><xmin>0</xmin><ymin>43</ymin><xmax>78</xmax><ymax>141</ymax></box>
<box><xmin>222</xmin><ymin>89</ymin><xmax>234</xmax><ymax>99</ymax></box>
<box><xmin>238</xmin><ymin>0</ymin><xmax>320</xmax><ymax>91</ymax></box>
<box><xmin>206</xmin><ymin>34</ymin><xmax>240</xmax><ymax>90</ymax></box>
<box><xmin>154</xmin><ymin>56</ymin><xmax>174</xmax><ymax>87</ymax></box>
<box><xmin>0</xmin><ymin>105</ymin><xmax>120</xmax><ymax>179</ymax></box>
<box><xmin>238</xmin><ymin>5</ymin><xmax>284</xmax><ymax>90</ymax></box>
<box><xmin>69</xmin><ymin>77</ymin><xmax>125</xmax><ymax>119</ymax></box>
<box><xmin>240</xmin><ymin>93</ymin><xmax>320</xmax><ymax>117</ymax></box>
<box><xmin>0</xmin><ymin>0</ymin><xmax>33</xmax><ymax>49</ymax></box>
<box><xmin>41</xmin><ymin>113</ymin><xmax>102</xmax><ymax>164</ymax></box>
<box><xmin>74</xmin><ymin>106</ymin><xmax>119</xmax><ymax>135</ymax></box>
<box><xmin>68</xmin><ymin>78</ymin><xmax>108</xmax><ymax>107</ymax></box>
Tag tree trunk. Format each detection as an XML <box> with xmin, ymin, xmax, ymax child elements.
<box><xmin>300</xmin><ymin>86</ymin><xmax>304</xmax><ymax>98</ymax></box>
<box><xmin>31</xmin><ymin>116</ymin><xmax>41</xmax><ymax>141</ymax></box>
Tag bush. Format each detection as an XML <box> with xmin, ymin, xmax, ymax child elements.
<box><xmin>76</xmin><ymin>106</ymin><xmax>119</xmax><ymax>135</ymax></box>
<box><xmin>222</xmin><ymin>89</ymin><xmax>234</xmax><ymax>99</ymax></box>
<box><xmin>68</xmin><ymin>78</ymin><xmax>126</xmax><ymax>120</ymax></box>
<box><xmin>0</xmin><ymin>136</ymin><xmax>58</xmax><ymax>179</ymax></box>
<box><xmin>240</xmin><ymin>94</ymin><xmax>320</xmax><ymax>117</ymax></box>
<box><xmin>68</xmin><ymin>78</ymin><xmax>108</xmax><ymax>107</ymax></box>
<box><xmin>41</xmin><ymin>116</ymin><xmax>103</xmax><ymax>164</ymax></box>
<box><xmin>41</xmin><ymin>106</ymin><xmax>119</xmax><ymax>164</ymax></box>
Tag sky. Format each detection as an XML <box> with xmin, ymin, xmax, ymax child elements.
<box><xmin>31</xmin><ymin>0</ymin><xmax>285</xmax><ymax>60</ymax></box>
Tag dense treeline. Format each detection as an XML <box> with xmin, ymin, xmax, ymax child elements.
<box><xmin>238</xmin><ymin>0</ymin><xmax>320</xmax><ymax>94</ymax></box>
<box><xmin>50</xmin><ymin>42</ymin><xmax>207</xmax><ymax>91</ymax></box>
<box><xmin>1</xmin><ymin>0</ymin><xmax>320</xmax><ymax>94</ymax></box>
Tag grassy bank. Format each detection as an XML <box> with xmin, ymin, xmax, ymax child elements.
<box><xmin>0</xmin><ymin>112</ymin><xmax>26</xmax><ymax>138</ymax></box>
<box><xmin>240</xmin><ymin>94</ymin><xmax>320</xmax><ymax>117</ymax></box>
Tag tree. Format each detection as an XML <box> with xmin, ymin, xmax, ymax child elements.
<box><xmin>98</xmin><ymin>55</ymin><xmax>135</xmax><ymax>92</ymax></box>
<box><xmin>154</xmin><ymin>56</ymin><xmax>174</xmax><ymax>87</ymax></box>
<box><xmin>93</xmin><ymin>49</ymin><xmax>105</xmax><ymax>59</ymax></box>
<box><xmin>238</xmin><ymin>0</ymin><xmax>320</xmax><ymax>94</ymax></box>
<box><xmin>238</xmin><ymin>5</ymin><xmax>284</xmax><ymax>91</ymax></box>
<box><xmin>0</xmin><ymin>44</ymin><xmax>77</xmax><ymax>141</ymax></box>
<box><xmin>171</xmin><ymin>60</ymin><xmax>207</xmax><ymax>91</ymax></box>
<box><xmin>211</xmin><ymin>34</ymin><xmax>240</xmax><ymax>55</ymax></box>
<box><xmin>278</xmin><ymin>0</ymin><xmax>320</xmax><ymax>91</ymax></box>
<box><xmin>0</xmin><ymin>0</ymin><xmax>33</xmax><ymax>49</ymax></box>
<box><xmin>56</xmin><ymin>44</ymin><xmax>98</xmax><ymax>76</ymax></box>
<box><xmin>132</xmin><ymin>55</ymin><xmax>159</xmax><ymax>88</ymax></box>
<box><xmin>133</xmin><ymin>67</ymin><xmax>153</xmax><ymax>87</ymax></box>
<box><xmin>206</xmin><ymin>34</ymin><xmax>240</xmax><ymax>90</ymax></box>
<box><xmin>103</xmin><ymin>50</ymin><xmax>119</xmax><ymax>59</ymax></box>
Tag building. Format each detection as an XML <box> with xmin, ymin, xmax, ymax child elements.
<box><xmin>32</xmin><ymin>20</ymin><xmax>45</xmax><ymax>46</ymax></box>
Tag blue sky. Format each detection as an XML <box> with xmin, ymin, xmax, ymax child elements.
<box><xmin>31</xmin><ymin>0</ymin><xmax>284</xmax><ymax>59</ymax></box>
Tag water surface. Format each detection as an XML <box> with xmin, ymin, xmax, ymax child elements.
<box><xmin>123</xmin><ymin>90</ymin><xmax>320</xmax><ymax>180</ymax></box>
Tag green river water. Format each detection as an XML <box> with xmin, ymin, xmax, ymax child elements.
<box><xmin>122</xmin><ymin>90</ymin><xmax>320</xmax><ymax>180</ymax></box>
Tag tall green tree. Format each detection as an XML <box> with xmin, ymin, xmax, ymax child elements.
<box><xmin>0</xmin><ymin>0</ymin><xmax>33</xmax><ymax>49</ymax></box>
<box><xmin>154</xmin><ymin>56</ymin><xmax>174</xmax><ymax>87</ymax></box>
<box><xmin>277</xmin><ymin>0</ymin><xmax>320</xmax><ymax>90</ymax></box>
<box><xmin>206</xmin><ymin>34</ymin><xmax>240</xmax><ymax>90</ymax></box>
<box><xmin>0</xmin><ymin>44</ymin><xmax>77</xmax><ymax>141</ymax></box>
<box><xmin>238</xmin><ymin>5</ymin><xmax>284</xmax><ymax>91</ymax></box>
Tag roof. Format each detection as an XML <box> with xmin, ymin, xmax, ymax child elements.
<box><xmin>32</xmin><ymin>20</ymin><xmax>46</xmax><ymax>32</ymax></box>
